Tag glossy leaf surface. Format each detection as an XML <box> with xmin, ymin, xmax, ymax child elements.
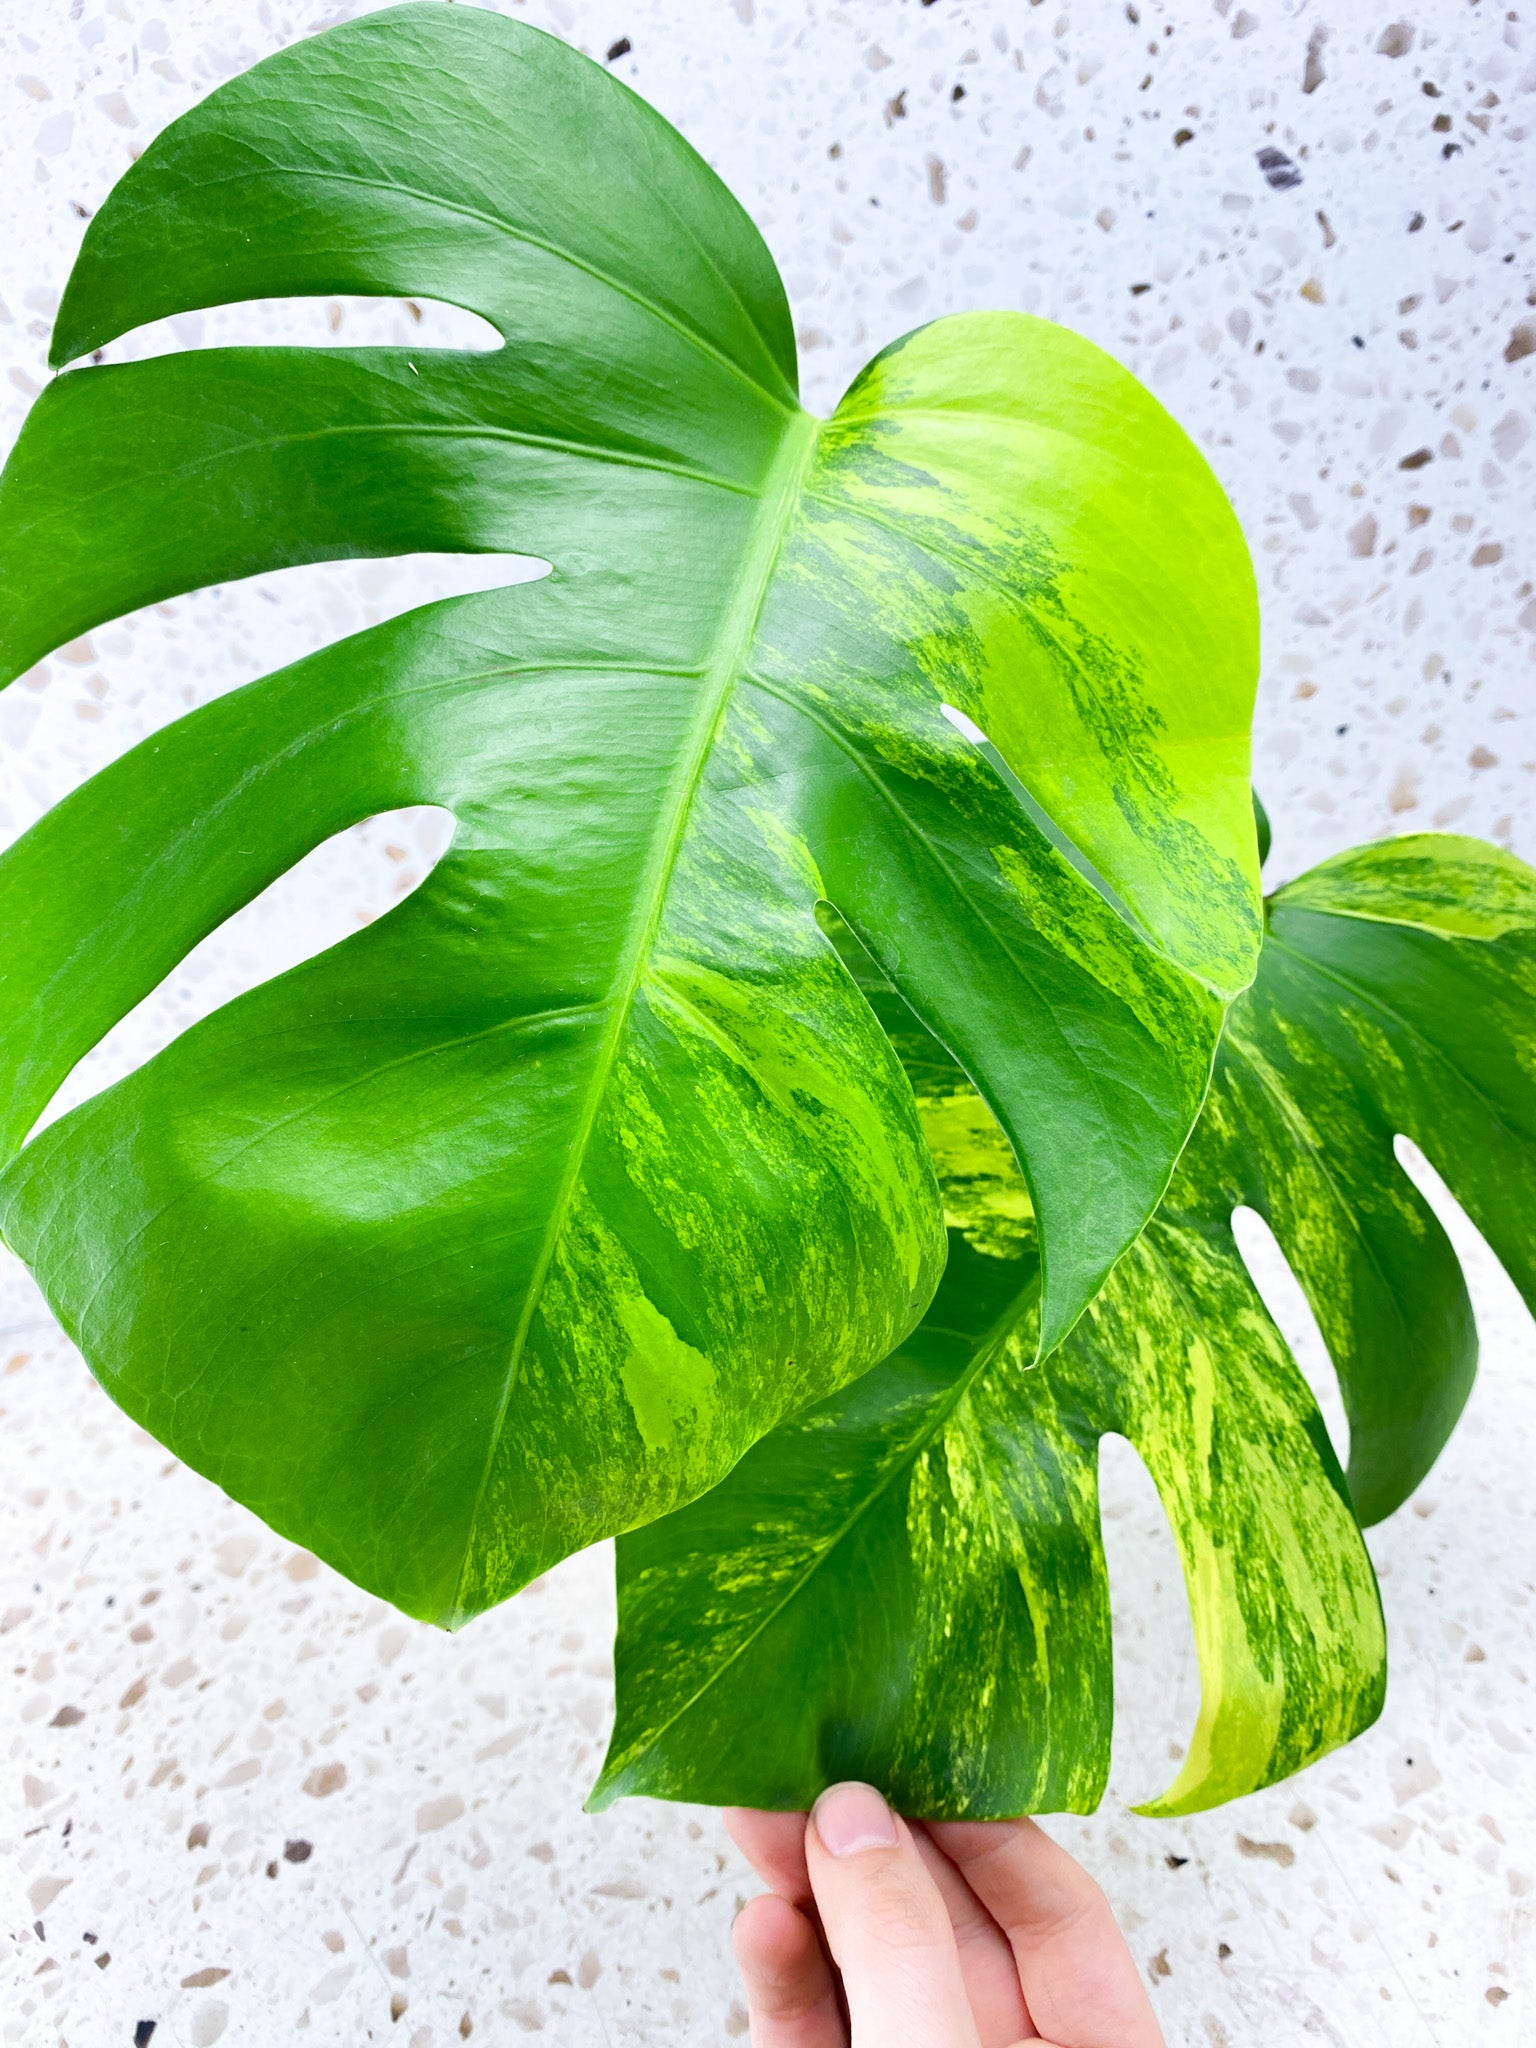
<box><xmin>0</xmin><ymin>7</ymin><xmax>1259</xmax><ymax>1623</ymax></box>
<box><xmin>1249</xmin><ymin>834</ymin><xmax>1536</xmax><ymax>1520</ymax></box>
<box><xmin>600</xmin><ymin>834</ymin><xmax>1536</xmax><ymax>1815</ymax></box>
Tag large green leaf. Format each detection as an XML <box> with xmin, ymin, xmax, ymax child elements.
<box><xmin>0</xmin><ymin>7</ymin><xmax>1260</xmax><ymax>1624</ymax></box>
<box><xmin>598</xmin><ymin>833</ymin><xmax>1536</xmax><ymax>1816</ymax></box>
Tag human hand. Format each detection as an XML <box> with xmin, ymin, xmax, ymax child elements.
<box><xmin>727</xmin><ymin>1783</ymin><xmax>1165</xmax><ymax>2048</ymax></box>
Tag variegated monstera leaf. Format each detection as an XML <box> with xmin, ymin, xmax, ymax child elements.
<box><xmin>0</xmin><ymin>8</ymin><xmax>1261</xmax><ymax>1622</ymax></box>
<box><xmin>598</xmin><ymin>833</ymin><xmax>1536</xmax><ymax>1817</ymax></box>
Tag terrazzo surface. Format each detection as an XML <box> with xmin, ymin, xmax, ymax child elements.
<box><xmin>1</xmin><ymin>0</ymin><xmax>1533</xmax><ymax>2041</ymax></box>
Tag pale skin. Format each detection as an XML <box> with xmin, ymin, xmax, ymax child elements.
<box><xmin>728</xmin><ymin>1783</ymin><xmax>1166</xmax><ymax>2048</ymax></box>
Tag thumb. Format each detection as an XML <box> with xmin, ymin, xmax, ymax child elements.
<box><xmin>805</xmin><ymin>1784</ymin><xmax>981</xmax><ymax>2048</ymax></box>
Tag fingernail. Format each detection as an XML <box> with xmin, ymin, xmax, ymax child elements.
<box><xmin>812</xmin><ymin>1782</ymin><xmax>898</xmax><ymax>1858</ymax></box>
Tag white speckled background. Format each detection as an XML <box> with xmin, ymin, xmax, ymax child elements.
<box><xmin>1</xmin><ymin>1</ymin><xmax>1534</xmax><ymax>2042</ymax></box>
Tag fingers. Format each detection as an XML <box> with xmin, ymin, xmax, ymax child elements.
<box><xmin>927</xmin><ymin>1818</ymin><xmax>1164</xmax><ymax>2048</ymax></box>
<box><xmin>734</xmin><ymin>1892</ymin><xmax>846</xmax><ymax>2048</ymax></box>
<box><xmin>729</xmin><ymin>1807</ymin><xmax>1029</xmax><ymax>2044</ymax></box>
<box><xmin>730</xmin><ymin>1806</ymin><xmax>1031</xmax><ymax>2045</ymax></box>
<box><xmin>908</xmin><ymin>1825</ymin><xmax>1036</xmax><ymax>2046</ymax></box>
<box><xmin>805</xmin><ymin>1783</ymin><xmax>981</xmax><ymax>2048</ymax></box>
<box><xmin>727</xmin><ymin>1806</ymin><xmax>813</xmax><ymax>1906</ymax></box>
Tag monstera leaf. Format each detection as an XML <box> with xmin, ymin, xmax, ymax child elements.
<box><xmin>0</xmin><ymin>9</ymin><xmax>1261</xmax><ymax>1625</ymax></box>
<box><xmin>597</xmin><ymin>832</ymin><xmax>1536</xmax><ymax>1816</ymax></box>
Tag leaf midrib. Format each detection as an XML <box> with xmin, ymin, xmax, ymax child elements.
<box><xmin>449</xmin><ymin>406</ymin><xmax>823</xmax><ymax>1620</ymax></box>
<box><xmin>601</xmin><ymin>1266</ymin><xmax>1039</xmax><ymax>1787</ymax></box>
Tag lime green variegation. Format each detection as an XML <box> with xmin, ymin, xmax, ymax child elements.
<box><xmin>0</xmin><ymin>7</ymin><xmax>1259</xmax><ymax>1623</ymax></box>
<box><xmin>599</xmin><ymin>832</ymin><xmax>1536</xmax><ymax>1817</ymax></box>
<box><xmin>1238</xmin><ymin>834</ymin><xmax>1536</xmax><ymax>1521</ymax></box>
<box><xmin>597</xmin><ymin>1042</ymin><xmax>1383</xmax><ymax>1819</ymax></box>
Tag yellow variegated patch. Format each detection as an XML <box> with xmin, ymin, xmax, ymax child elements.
<box><xmin>0</xmin><ymin>7</ymin><xmax>1262</xmax><ymax>1622</ymax></box>
<box><xmin>600</xmin><ymin>831</ymin><xmax>1536</xmax><ymax>1818</ymax></box>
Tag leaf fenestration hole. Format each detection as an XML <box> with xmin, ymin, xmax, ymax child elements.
<box><xmin>24</xmin><ymin>804</ymin><xmax>455</xmax><ymax>1147</ymax></box>
<box><xmin>938</xmin><ymin>702</ymin><xmax>1157</xmax><ymax>949</ymax></box>
<box><xmin>1394</xmin><ymin>1133</ymin><xmax>1536</xmax><ymax>1357</ymax></box>
<box><xmin>937</xmin><ymin>701</ymin><xmax>988</xmax><ymax>749</ymax></box>
<box><xmin>1096</xmin><ymin>1431</ymin><xmax>1202</xmax><ymax>1806</ymax></box>
<box><xmin>3</xmin><ymin>554</ymin><xmax>549</xmax><ymax>832</ymax></box>
<box><xmin>1230</xmin><ymin>1203</ymin><xmax>1351</xmax><ymax>1474</ymax></box>
<box><xmin>81</xmin><ymin>296</ymin><xmax>503</xmax><ymax>367</ymax></box>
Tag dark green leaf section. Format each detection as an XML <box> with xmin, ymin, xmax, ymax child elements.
<box><xmin>0</xmin><ymin>8</ymin><xmax>1260</xmax><ymax>1622</ymax></box>
<box><xmin>1235</xmin><ymin>834</ymin><xmax>1536</xmax><ymax>1521</ymax></box>
<box><xmin>49</xmin><ymin>3</ymin><xmax>798</xmax><ymax>393</ymax></box>
<box><xmin>602</xmin><ymin>834</ymin><xmax>1536</xmax><ymax>1818</ymax></box>
<box><xmin>0</xmin><ymin>589</ymin><xmax>944</xmax><ymax>1622</ymax></box>
<box><xmin>598</xmin><ymin>1235</ymin><xmax>1105</xmax><ymax>1819</ymax></box>
<box><xmin>597</xmin><ymin>1078</ymin><xmax>1384</xmax><ymax>1819</ymax></box>
<box><xmin>0</xmin><ymin>345</ymin><xmax>771</xmax><ymax>686</ymax></box>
